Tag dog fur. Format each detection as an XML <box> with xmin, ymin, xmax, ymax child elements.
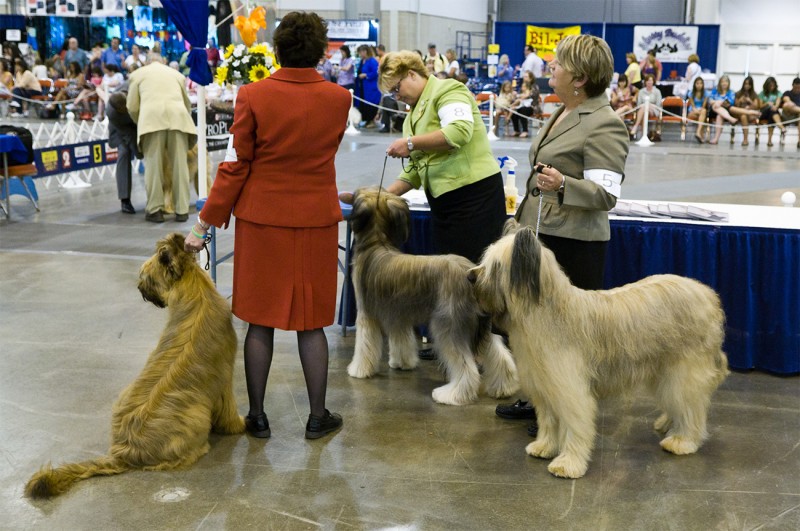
<box><xmin>25</xmin><ymin>233</ymin><xmax>245</xmax><ymax>499</ymax></box>
<box><xmin>468</xmin><ymin>226</ymin><xmax>729</xmax><ymax>478</ymax></box>
<box><xmin>346</xmin><ymin>187</ymin><xmax>518</xmax><ymax>405</ymax></box>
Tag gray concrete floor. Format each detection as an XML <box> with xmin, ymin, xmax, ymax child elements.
<box><xmin>1</xmin><ymin>124</ymin><xmax>799</xmax><ymax>530</ymax></box>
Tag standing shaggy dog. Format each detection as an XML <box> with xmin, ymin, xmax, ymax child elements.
<box><xmin>25</xmin><ymin>233</ymin><xmax>245</xmax><ymax>499</ymax></box>
<box><xmin>468</xmin><ymin>227</ymin><xmax>728</xmax><ymax>478</ymax></box>
<box><xmin>346</xmin><ymin>187</ymin><xmax>518</xmax><ymax>405</ymax></box>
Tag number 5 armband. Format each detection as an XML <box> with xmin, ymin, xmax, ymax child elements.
<box><xmin>583</xmin><ymin>169</ymin><xmax>622</xmax><ymax>198</ymax></box>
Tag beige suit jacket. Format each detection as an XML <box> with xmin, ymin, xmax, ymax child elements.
<box><xmin>126</xmin><ymin>62</ymin><xmax>197</xmax><ymax>148</ymax></box>
<box><xmin>516</xmin><ymin>94</ymin><xmax>629</xmax><ymax>241</ymax></box>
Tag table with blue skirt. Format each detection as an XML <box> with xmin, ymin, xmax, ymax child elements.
<box><xmin>0</xmin><ymin>133</ymin><xmax>36</xmax><ymax>217</ymax></box>
<box><xmin>339</xmin><ymin>200</ymin><xmax>800</xmax><ymax>375</ymax></box>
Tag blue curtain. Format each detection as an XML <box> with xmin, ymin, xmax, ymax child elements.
<box><xmin>160</xmin><ymin>0</ymin><xmax>212</xmax><ymax>86</ymax></box>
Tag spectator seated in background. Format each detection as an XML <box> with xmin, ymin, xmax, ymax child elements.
<box><xmin>510</xmin><ymin>70</ymin><xmax>540</xmax><ymax>138</ymax></box>
<box><xmin>54</xmin><ymin>61</ymin><xmax>85</xmax><ymax>115</ymax></box>
<box><xmin>94</xmin><ymin>63</ymin><xmax>125</xmax><ymax>121</ymax></box>
<box><xmin>707</xmin><ymin>74</ymin><xmax>739</xmax><ymax>145</ymax></box>
<box><xmin>628</xmin><ymin>73</ymin><xmax>662</xmax><ymax>141</ymax></box>
<box><xmin>758</xmin><ymin>76</ymin><xmax>786</xmax><ymax>147</ymax></box>
<box><xmin>781</xmin><ymin>77</ymin><xmax>800</xmax><ymax>148</ymax></box>
<box><xmin>70</xmin><ymin>65</ymin><xmax>103</xmax><ymax>117</ymax></box>
<box><xmin>686</xmin><ymin>77</ymin><xmax>708</xmax><ymax>143</ymax></box>
<box><xmin>444</xmin><ymin>49</ymin><xmax>460</xmax><ymax>78</ymax></box>
<box><xmin>610</xmin><ymin>73</ymin><xmax>637</xmax><ymax>118</ymax></box>
<box><xmin>10</xmin><ymin>59</ymin><xmax>42</xmax><ymax>117</ymax></box>
<box><xmin>494</xmin><ymin>80</ymin><xmax>517</xmax><ymax>135</ymax></box>
<box><xmin>733</xmin><ymin>76</ymin><xmax>763</xmax><ymax>146</ymax></box>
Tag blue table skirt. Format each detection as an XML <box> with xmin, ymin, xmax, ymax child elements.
<box><xmin>340</xmin><ymin>211</ymin><xmax>799</xmax><ymax>375</ymax></box>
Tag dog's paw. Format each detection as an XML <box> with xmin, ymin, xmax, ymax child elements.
<box><xmin>653</xmin><ymin>413</ymin><xmax>672</xmax><ymax>433</ymax></box>
<box><xmin>347</xmin><ymin>360</ymin><xmax>376</xmax><ymax>379</ymax></box>
<box><xmin>388</xmin><ymin>356</ymin><xmax>418</xmax><ymax>371</ymax></box>
<box><xmin>484</xmin><ymin>379</ymin><xmax>520</xmax><ymax>399</ymax></box>
<box><xmin>525</xmin><ymin>439</ymin><xmax>558</xmax><ymax>459</ymax></box>
<box><xmin>432</xmin><ymin>384</ymin><xmax>474</xmax><ymax>406</ymax></box>
<box><xmin>547</xmin><ymin>454</ymin><xmax>588</xmax><ymax>479</ymax></box>
<box><xmin>660</xmin><ymin>435</ymin><xmax>700</xmax><ymax>455</ymax></box>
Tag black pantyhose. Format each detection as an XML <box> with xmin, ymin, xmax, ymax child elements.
<box><xmin>297</xmin><ymin>329</ymin><xmax>329</xmax><ymax>418</ymax></box>
<box><xmin>243</xmin><ymin>324</ymin><xmax>274</xmax><ymax>417</ymax></box>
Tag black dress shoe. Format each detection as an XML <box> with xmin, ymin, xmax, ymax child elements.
<box><xmin>305</xmin><ymin>409</ymin><xmax>342</xmax><ymax>439</ymax></box>
<box><xmin>245</xmin><ymin>412</ymin><xmax>271</xmax><ymax>438</ymax></box>
<box><xmin>145</xmin><ymin>210</ymin><xmax>165</xmax><ymax>223</ymax></box>
<box><xmin>495</xmin><ymin>399</ymin><xmax>536</xmax><ymax>420</ymax></box>
<box><xmin>120</xmin><ymin>199</ymin><xmax>136</xmax><ymax>214</ymax></box>
<box><xmin>175</xmin><ymin>213</ymin><xmax>188</xmax><ymax>222</ymax></box>
<box><xmin>418</xmin><ymin>348</ymin><xmax>436</xmax><ymax>360</ymax></box>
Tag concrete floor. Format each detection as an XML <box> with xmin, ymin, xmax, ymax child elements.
<box><xmin>1</xmin><ymin>124</ymin><xmax>799</xmax><ymax>530</ymax></box>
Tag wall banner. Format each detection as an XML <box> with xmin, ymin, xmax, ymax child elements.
<box><xmin>525</xmin><ymin>25</ymin><xmax>581</xmax><ymax>60</ymax></box>
<box><xmin>27</xmin><ymin>0</ymin><xmax>125</xmax><ymax>17</ymax></box>
<box><xmin>633</xmin><ymin>25</ymin><xmax>698</xmax><ymax>63</ymax></box>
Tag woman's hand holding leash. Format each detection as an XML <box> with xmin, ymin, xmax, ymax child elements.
<box><xmin>386</xmin><ymin>138</ymin><xmax>410</xmax><ymax>158</ymax></box>
<box><xmin>535</xmin><ymin>163</ymin><xmax>565</xmax><ymax>193</ymax></box>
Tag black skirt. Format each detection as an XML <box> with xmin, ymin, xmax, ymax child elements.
<box><xmin>425</xmin><ymin>172</ymin><xmax>506</xmax><ymax>264</ymax></box>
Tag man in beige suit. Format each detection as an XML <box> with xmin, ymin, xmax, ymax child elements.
<box><xmin>126</xmin><ymin>56</ymin><xmax>197</xmax><ymax>222</ymax></box>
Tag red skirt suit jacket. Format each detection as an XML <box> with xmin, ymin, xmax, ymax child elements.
<box><xmin>200</xmin><ymin>68</ymin><xmax>351</xmax><ymax>330</ymax></box>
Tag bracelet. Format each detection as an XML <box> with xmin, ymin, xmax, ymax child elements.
<box><xmin>196</xmin><ymin>216</ymin><xmax>210</xmax><ymax>230</ymax></box>
<box><xmin>191</xmin><ymin>227</ymin><xmax>206</xmax><ymax>239</ymax></box>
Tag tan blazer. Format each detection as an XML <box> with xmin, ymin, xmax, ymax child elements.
<box><xmin>126</xmin><ymin>62</ymin><xmax>197</xmax><ymax>148</ymax></box>
<box><xmin>516</xmin><ymin>94</ymin><xmax>629</xmax><ymax>241</ymax></box>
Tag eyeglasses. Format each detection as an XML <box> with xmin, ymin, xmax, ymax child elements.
<box><xmin>390</xmin><ymin>74</ymin><xmax>409</xmax><ymax>95</ymax></box>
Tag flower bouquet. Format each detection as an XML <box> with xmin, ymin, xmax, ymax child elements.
<box><xmin>215</xmin><ymin>42</ymin><xmax>280</xmax><ymax>85</ymax></box>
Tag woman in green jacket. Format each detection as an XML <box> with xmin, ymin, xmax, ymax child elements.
<box><xmin>380</xmin><ymin>50</ymin><xmax>506</xmax><ymax>264</ymax></box>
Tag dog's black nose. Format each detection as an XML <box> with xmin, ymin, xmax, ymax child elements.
<box><xmin>467</xmin><ymin>270</ymin><xmax>477</xmax><ymax>284</ymax></box>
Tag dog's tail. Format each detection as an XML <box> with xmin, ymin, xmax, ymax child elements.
<box><xmin>25</xmin><ymin>456</ymin><xmax>129</xmax><ymax>499</ymax></box>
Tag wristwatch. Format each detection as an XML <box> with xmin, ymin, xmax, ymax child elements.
<box><xmin>406</xmin><ymin>136</ymin><xmax>414</xmax><ymax>152</ymax></box>
<box><xmin>558</xmin><ymin>176</ymin><xmax>565</xmax><ymax>193</ymax></box>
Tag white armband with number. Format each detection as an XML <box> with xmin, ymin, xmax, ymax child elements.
<box><xmin>223</xmin><ymin>134</ymin><xmax>237</xmax><ymax>163</ymax></box>
<box><xmin>438</xmin><ymin>102</ymin><xmax>474</xmax><ymax>127</ymax></box>
<box><xmin>584</xmin><ymin>169</ymin><xmax>622</xmax><ymax>198</ymax></box>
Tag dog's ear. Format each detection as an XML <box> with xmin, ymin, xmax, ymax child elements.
<box><xmin>385</xmin><ymin>194</ymin><xmax>410</xmax><ymax>247</ymax></box>
<box><xmin>502</xmin><ymin>218</ymin><xmax>520</xmax><ymax>236</ymax></box>
<box><xmin>349</xmin><ymin>188</ymin><xmax>374</xmax><ymax>234</ymax></box>
<box><xmin>510</xmin><ymin>227</ymin><xmax>541</xmax><ymax>304</ymax></box>
<box><xmin>157</xmin><ymin>233</ymin><xmax>189</xmax><ymax>279</ymax></box>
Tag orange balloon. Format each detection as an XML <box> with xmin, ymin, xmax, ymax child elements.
<box><xmin>234</xmin><ymin>6</ymin><xmax>266</xmax><ymax>47</ymax></box>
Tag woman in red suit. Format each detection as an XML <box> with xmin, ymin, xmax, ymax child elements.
<box><xmin>185</xmin><ymin>12</ymin><xmax>351</xmax><ymax>440</ymax></box>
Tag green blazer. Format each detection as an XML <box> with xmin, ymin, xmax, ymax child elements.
<box><xmin>399</xmin><ymin>76</ymin><xmax>500</xmax><ymax>198</ymax></box>
<box><xmin>516</xmin><ymin>94</ymin><xmax>629</xmax><ymax>241</ymax></box>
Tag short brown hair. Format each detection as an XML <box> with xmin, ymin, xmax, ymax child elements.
<box><xmin>555</xmin><ymin>34</ymin><xmax>615</xmax><ymax>98</ymax></box>
<box><xmin>688</xmin><ymin>54</ymin><xmax>700</xmax><ymax>63</ymax></box>
<box><xmin>273</xmin><ymin>11</ymin><xmax>328</xmax><ymax>68</ymax></box>
<box><xmin>378</xmin><ymin>50</ymin><xmax>429</xmax><ymax>93</ymax></box>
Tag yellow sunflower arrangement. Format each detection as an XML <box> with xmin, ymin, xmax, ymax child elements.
<box><xmin>215</xmin><ymin>42</ymin><xmax>280</xmax><ymax>86</ymax></box>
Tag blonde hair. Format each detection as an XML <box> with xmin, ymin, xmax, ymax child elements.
<box><xmin>378</xmin><ymin>50</ymin><xmax>429</xmax><ymax>92</ymax></box>
<box><xmin>499</xmin><ymin>54</ymin><xmax>509</xmax><ymax>65</ymax></box>
<box><xmin>556</xmin><ymin>34</ymin><xmax>614</xmax><ymax>97</ymax></box>
<box><xmin>625</xmin><ymin>52</ymin><xmax>637</xmax><ymax>63</ymax></box>
<box><xmin>688</xmin><ymin>54</ymin><xmax>700</xmax><ymax>64</ymax></box>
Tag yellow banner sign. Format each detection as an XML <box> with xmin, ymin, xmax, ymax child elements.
<box><xmin>526</xmin><ymin>25</ymin><xmax>581</xmax><ymax>61</ymax></box>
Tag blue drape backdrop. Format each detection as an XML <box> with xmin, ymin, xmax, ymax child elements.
<box><xmin>161</xmin><ymin>0</ymin><xmax>212</xmax><ymax>86</ymax></box>
<box><xmin>494</xmin><ymin>22</ymin><xmax>720</xmax><ymax>81</ymax></box>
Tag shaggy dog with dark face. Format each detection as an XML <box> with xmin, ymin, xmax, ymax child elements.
<box><xmin>468</xmin><ymin>226</ymin><xmax>728</xmax><ymax>478</ymax></box>
<box><xmin>25</xmin><ymin>233</ymin><xmax>245</xmax><ymax>499</ymax></box>
<box><xmin>345</xmin><ymin>187</ymin><xmax>518</xmax><ymax>405</ymax></box>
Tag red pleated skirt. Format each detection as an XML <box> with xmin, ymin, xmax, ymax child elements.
<box><xmin>232</xmin><ymin>219</ymin><xmax>339</xmax><ymax>331</ymax></box>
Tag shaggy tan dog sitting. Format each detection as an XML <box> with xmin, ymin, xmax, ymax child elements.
<box><xmin>468</xmin><ymin>226</ymin><xmax>729</xmax><ymax>479</ymax></box>
<box><xmin>25</xmin><ymin>233</ymin><xmax>245</xmax><ymax>499</ymax></box>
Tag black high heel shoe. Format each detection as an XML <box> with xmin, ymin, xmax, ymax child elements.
<box><xmin>245</xmin><ymin>412</ymin><xmax>271</xmax><ymax>438</ymax></box>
